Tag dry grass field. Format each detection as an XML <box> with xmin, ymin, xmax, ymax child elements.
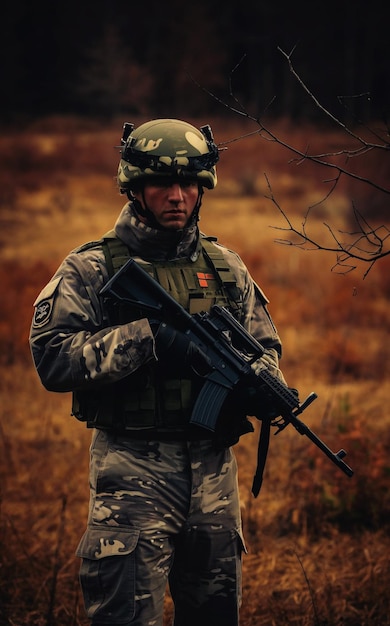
<box><xmin>0</xmin><ymin>116</ymin><xmax>389</xmax><ymax>625</ymax></box>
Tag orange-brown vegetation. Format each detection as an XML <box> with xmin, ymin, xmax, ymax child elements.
<box><xmin>1</xmin><ymin>117</ymin><xmax>389</xmax><ymax>625</ymax></box>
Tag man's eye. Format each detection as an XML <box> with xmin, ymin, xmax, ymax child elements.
<box><xmin>181</xmin><ymin>181</ymin><xmax>197</xmax><ymax>188</ymax></box>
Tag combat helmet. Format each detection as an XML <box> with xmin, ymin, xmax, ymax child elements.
<box><xmin>117</xmin><ymin>119</ymin><xmax>219</xmax><ymax>192</ymax></box>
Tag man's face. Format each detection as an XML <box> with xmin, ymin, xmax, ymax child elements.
<box><xmin>133</xmin><ymin>179</ymin><xmax>200</xmax><ymax>230</ymax></box>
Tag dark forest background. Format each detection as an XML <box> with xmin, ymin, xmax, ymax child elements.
<box><xmin>1</xmin><ymin>0</ymin><xmax>389</xmax><ymax>126</ymax></box>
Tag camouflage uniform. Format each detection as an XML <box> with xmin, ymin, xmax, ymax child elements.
<box><xmin>76</xmin><ymin>432</ymin><xmax>244</xmax><ymax>626</ymax></box>
<box><xmin>30</xmin><ymin>194</ymin><xmax>283</xmax><ymax>624</ymax></box>
<box><xmin>30</xmin><ymin>120</ymin><xmax>282</xmax><ymax>626</ymax></box>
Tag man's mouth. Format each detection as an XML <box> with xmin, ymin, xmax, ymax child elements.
<box><xmin>163</xmin><ymin>210</ymin><xmax>185</xmax><ymax>218</ymax></box>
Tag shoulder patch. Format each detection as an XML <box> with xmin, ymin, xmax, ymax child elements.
<box><xmin>33</xmin><ymin>276</ymin><xmax>63</xmax><ymax>328</ymax></box>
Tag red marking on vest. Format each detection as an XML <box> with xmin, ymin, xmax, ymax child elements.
<box><xmin>197</xmin><ymin>272</ymin><xmax>214</xmax><ymax>287</ymax></box>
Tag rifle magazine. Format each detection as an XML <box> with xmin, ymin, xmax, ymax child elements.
<box><xmin>190</xmin><ymin>380</ymin><xmax>231</xmax><ymax>431</ymax></box>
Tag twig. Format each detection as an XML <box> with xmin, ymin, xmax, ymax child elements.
<box><xmin>292</xmin><ymin>549</ymin><xmax>321</xmax><ymax>626</ymax></box>
<box><xmin>46</xmin><ymin>494</ymin><xmax>68</xmax><ymax>626</ymax></box>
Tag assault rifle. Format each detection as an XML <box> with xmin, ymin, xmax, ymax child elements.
<box><xmin>100</xmin><ymin>259</ymin><xmax>354</xmax><ymax>495</ymax></box>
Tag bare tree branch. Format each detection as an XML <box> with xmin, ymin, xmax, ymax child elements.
<box><xmin>278</xmin><ymin>46</ymin><xmax>389</xmax><ymax>150</ymax></box>
<box><xmin>265</xmin><ymin>175</ymin><xmax>389</xmax><ymax>278</ymax></box>
<box><xmin>193</xmin><ymin>49</ymin><xmax>390</xmax><ymax>276</ymax></box>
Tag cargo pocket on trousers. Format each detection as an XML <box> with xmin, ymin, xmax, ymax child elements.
<box><xmin>76</xmin><ymin>525</ymin><xmax>140</xmax><ymax>622</ymax></box>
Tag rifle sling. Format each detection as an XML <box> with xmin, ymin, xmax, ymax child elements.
<box><xmin>252</xmin><ymin>417</ymin><xmax>271</xmax><ymax>497</ymax></box>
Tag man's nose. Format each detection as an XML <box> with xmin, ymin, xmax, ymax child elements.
<box><xmin>167</xmin><ymin>183</ymin><xmax>184</xmax><ymax>201</ymax></box>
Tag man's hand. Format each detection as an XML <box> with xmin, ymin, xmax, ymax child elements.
<box><xmin>151</xmin><ymin>321</ymin><xmax>212</xmax><ymax>376</ymax></box>
<box><xmin>251</xmin><ymin>350</ymin><xmax>287</xmax><ymax>383</ymax></box>
<box><xmin>233</xmin><ymin>352</ymin><xmax>299</xmax><ymax>419</ymax></box>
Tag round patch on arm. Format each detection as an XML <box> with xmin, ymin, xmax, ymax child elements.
<box><xmin>32</xmin><ymin>276</ymin><xmax>63</xmax><ymax>329</ymax></box>
<box><xmin>33</xmin><ymin>300</ymin><xmax>52</xmax><ymax>327</ymax></box>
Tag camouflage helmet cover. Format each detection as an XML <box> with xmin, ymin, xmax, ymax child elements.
<box><xmin>117</xmin><ymin>119</ymin><xmax>219</xmax><ymax>191</ymax></box>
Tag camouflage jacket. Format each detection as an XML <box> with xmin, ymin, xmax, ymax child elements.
<box><xmin>29</xmin><ymin>202</ymin><xmax>283</xmax><ymax>395</ymax></box>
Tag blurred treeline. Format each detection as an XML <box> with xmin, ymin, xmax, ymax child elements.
<box><xmin>1</xmin><ymin>0</ymin><xmax>389</xmax><ymax>125</ymax></box>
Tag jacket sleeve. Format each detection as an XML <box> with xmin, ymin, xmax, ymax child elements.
<box><xmin>219</xmin><ymin>244</ymin><xmax>285</xmax><ymax>380</ymax></box>
<box><xmin>29</xmin><ymin>251</ymin><xmax>155</xmax><ymax>393</ymax></box>
<box><xmin>243</xmin><ymin>278</ymin><xmax>286</xmax><ymax>383</ymax></box>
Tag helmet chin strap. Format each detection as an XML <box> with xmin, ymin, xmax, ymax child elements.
<box><xmin>131</xmin><ymin>193</ymin><xmax>159</xmax><ymax>228</ymax></box>
<box><xmin>191</xmin><ymin>187</ymin><xmax>204</xmax><ymax>224</ymax></box>
<box><xmin>129</xmin><ymin>187</ymin><xmax>204</xmax><ymax>230</ymax></box>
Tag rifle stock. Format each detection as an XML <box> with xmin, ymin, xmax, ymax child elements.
<box><xmin>101</xmin><ymin>258</ymin><xmax>354</xmax><ymax>484</ymax></box>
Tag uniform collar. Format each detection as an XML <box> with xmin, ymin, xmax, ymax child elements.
<box><xmin>114</xmin><ymin>202</ymin><xmax>200</xmax><ymax>261</ymax></box>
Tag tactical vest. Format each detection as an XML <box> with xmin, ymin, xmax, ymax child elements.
<box><xmin>72</xmin><ymin>232</ymin><xmax>244</xmax><ymax>436</ymax></box>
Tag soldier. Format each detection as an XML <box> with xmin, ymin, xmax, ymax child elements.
<box><xmin>30</xmin><ymin>119</ymin><xmax>286</xmax><ymax>626</ymax></box>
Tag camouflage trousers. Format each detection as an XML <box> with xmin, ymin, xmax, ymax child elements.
<box><xmin>76</xmin><ymin>429</ymin><xmax>246</xmax><ymax>626</ymax></box>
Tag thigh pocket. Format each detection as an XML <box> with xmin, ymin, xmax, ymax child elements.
<box><xmin>76</xmin><ymin>525</ymin><xmax>140</xmax><ymax>622</ymax></box>
<box><xmin>178</xmin><ymin>526</ymin><xmax>246</xmax><ymax>574</ymax></box>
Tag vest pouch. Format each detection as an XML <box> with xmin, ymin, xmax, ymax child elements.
<box><xmin>121</xmin><ymin>383</ymin><xmax>157</xmax><ymax>428</ymax></box>
<box><xmin>159</xmin><ymin>378</ymin><xmax>193</xmax><ymax>427</ymax></box>
<box><xmin>72</xmin><ymin>385</ymin><xmax>117</xmax><ymax>428</ymax></box>
<box><xmin>72</xmin><ymin>369</ymin><xmax>156</xmax><ymax>430</ymax></box>
<box><xmin>72</xmin><ymin>370</ymin><xmax>196</xmax><ymax>431</ymax></box>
